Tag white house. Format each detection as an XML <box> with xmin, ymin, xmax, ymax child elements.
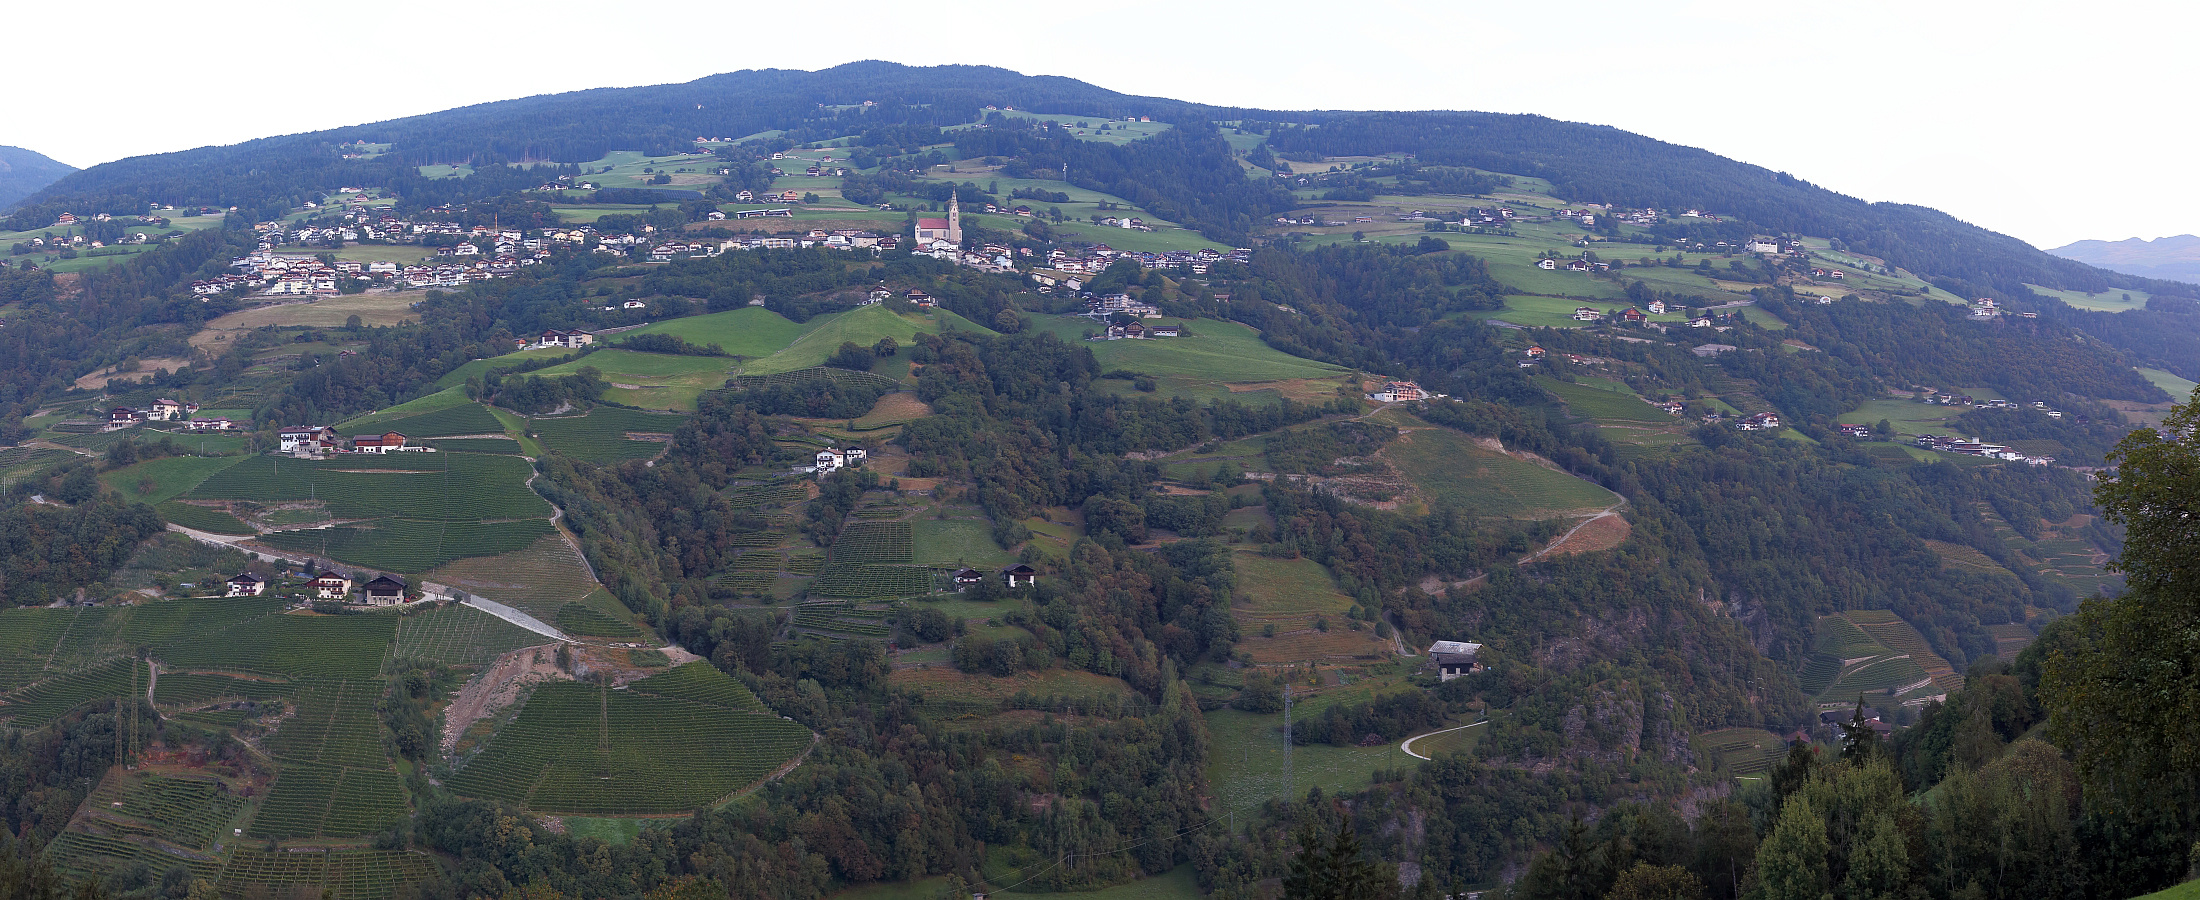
<box><xmin>815</xmin><ymin>448</ymin><xmax>846</xmax><ymax>472</ymax></box>
<box><xmin>225</xmin><ymin>573</ymin><xmax>266</xmax><ymax>598</ymax></box>
<box><xmin>313</xmin><ymin>574</ymin><xmax>352</xmax><ymax>600</ymax></box>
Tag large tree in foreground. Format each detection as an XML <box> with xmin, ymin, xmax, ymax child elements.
<box><xmin>2041</xmin><ymin>391</ymin><xmax>2200</xmax><ymax>807</ymax></box>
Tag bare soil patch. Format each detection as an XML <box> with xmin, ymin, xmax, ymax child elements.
<box><xmin>190</xmin><ymin>293</ymin><xmax>429</xmax><ymax>350</ymax></box>
<box><xmin>75</xmin><ymin>358</ymin><xmax>196</xmax><ymax>390</ymax></box>
<box><xmin>1540</xmin><ymin>513</ymin><xmax>1631</xmax><ymax>557</ymax></box>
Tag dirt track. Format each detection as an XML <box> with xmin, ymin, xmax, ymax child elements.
<box><xmin>441</xmin><ymin>645</ymin><xmax>564</xmax><ymax>754</ymax></box>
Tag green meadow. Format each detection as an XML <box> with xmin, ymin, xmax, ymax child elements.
<box><xmin>616</xmin><ymin>307</ymin><xmax>814</xmax><ymax>358</ymax></box>
<box><xmin>740</xmin><ymin>305</ymin><xmax>996</xmax><ymax>375</ymax></box>
<box><xmin>1028</xmin><ymin>317</ymin><xmax>1342</xmax><ymax>382</ymax></box>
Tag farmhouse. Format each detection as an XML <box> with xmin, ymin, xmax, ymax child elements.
<box><xmin>1368</xmin><ymin>381</ymin><xmax>1425</xmax><ymax>403</ymax></box>
<box><xmin>1428</xmin><ymin>640</ymin><xmax>1482</xmax><ymax>681</ymax></box>
<box><xmin>349</xmin><ymin>431</ymin><xmax>409</xmax><ymax>454</ymax></box>
<box><xmin>225</xmin><ymin>573</ymin><xmax>266</xmax><ymax>598</ymax></box>
<box><xmin>148</xmin><ymin>399</ymin><xmax>188</xmax><ymax>421</ymax></box>
<box><xmin>361</xmin><ymin>575</ymin><xmax>408</xmax><ymax>607</ymax></box>
<box><xmin>1003</xmin><ymin>564</ymin><xmax>1038</xmax><ymax>588</ymax></box>
<box><xmin>952</xmin><ymin>568</ymin><xmax>985</xmax><ymax>590</ymax></box>
<box><xmin>279</xmin><ymin>425</ymin><xmax>338</xmax><ymax>454</ymax></box>
<box><xmin>815</xmin><ymin>448</ymin><xmax>847</xmax><ymax>472</ymax></box>
<box><xmin>313</xmin><ymin>573</ymin><xmax>352</xmax><ymax>600</ymax></box>
<box><xmin>540</xmin><ymin>328</ymin><xmax>595</xmax><ymax>349</ymax></box>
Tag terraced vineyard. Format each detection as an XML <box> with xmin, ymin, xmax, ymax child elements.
<box><xmin>1850</xmin><ymin>611</ymin><xmax>1964</xmax><ymax>693</ymax></box>
<box><xmin>219</xmin><ymin>848</ymin><xmax>436</xmax><ymax>900</ymax></box>
<box><xmin>831</xmin><ymin>522</ymin><xmax>913</xmax><ymax>562</ymax></box>
<box><xmin>338</xmin><ymin>400</ymin><xmax>506</xmax><ymax>438</ymax></box>
<box><xmin>1824</xmin><ymin>654</ymin><xmax>1931</xmax><ymax>699</ymax></box>
<box><xmin>189</xmin><ymin>452</ymin><xmax>551</xmax><ymax>522</ymax></box>
<box><xmin>264</xmin><ymin>681</ymin><xmax>391</xmax><ymax>769</ymax></box>
<box><xmin>246</xmin><ymin>762</ymin><xmax>407</xmax><ymax>839</ymax></box>
<box><xmin>531</xmin><ymin>408</ymin><xmax>687</xmax><ymax>462</ymax></box>
<box><xmin>627</xmin><ymin>661</ymin><xmax>769</xmax><ymax>712</ymax></box>
<box><xmin>1803</xmin><ymin>611</ymin><xmax>1962</xmax><ymax>703</ymax></box>
<box><xmin>153</xmin><ymin>673</ymin><xmax>295</xmax><ymax>707</ymax></box>
<box><xmin>792</xmin><ymin>601</ymin><xmax>891</xmax><ymax>637</ymax></box>
<box><xmin>1984</xmin><ymin>623</ymin><xmax>2035</xmax><ymax>658</ymax></box>
<box><xmin>156</xmin><ymin>613</ymin><xmax>396</xmax><ymax>681</ymax></box>
<box><xmin>729</xmin><ymin>482</ymin><xmax>809</xmax><ymax>509</ymax></box>
<box><xmin>156</xmin><ymin>500</ymin><xmax>255</xmax><ymax>534</ymax></box>
<box><xmin>808</xmin><ymin>564</ymin><xmax>936</xmax><ymax>599</ymax></box>
<box><xmin>113</xmin><ymin>774</ymin><xmax>248</xmax><ymax>848</ymax></box>
<box><xmin>0</xmin><ymin>607</ymin><xmax>79</xmax><ymax>691</ymax></box>
<box><xmin>444</xmin><ymin>679</ymin><xmax>811</xmax><ymax>814</ymax></box>
<box><xmin>43</xmin><ymin>830</ymin><xmax>220</xmax><ymax>887</ymax></box>
<box><xmin>0</xmin><ymin>658</ymin><xmax>147</xmax><ymax>729</ymax></box>
<box><xmin>724</xmin><ymin>366</ymin><xmax>901</xmax><ymax>394</ymax></box>
<box><xmin>259</xmin><ymin>518</ymin><xmax>554</xmax><ymax>572</ymax></box>
<box><xmin>425</xmin><ymin>437</ymin><xmax>523</xmax><ymax>454</ymax></box>
<box><xmin>555</xmin><ymin>602</ymin><xmax>642</xmax><ymax>638</ymax></box>
<box><xmin>426</xmin><ymin>535</ymin><xmax>599</xmax><ymax>620</ymax></box>
<box><xmin>1697</xmin><ymin>727</ymin><xmax>1789</xmax><ymax>777</ymax></box>
<box><xmin>393</xmin><ymin>604</ymin><xmax>551</xmax><ymax>666</ymax></box>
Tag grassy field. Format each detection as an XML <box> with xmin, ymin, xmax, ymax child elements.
<box><xmin>194</xmin><ymin>293</ymin><xmax>426</xmax><ymax>336</ymax></box>
<box><xmin>1467</xmin><ymin>294</ymin><xmax>1613</xmax><ymax>329</ymax></box>
<box><xmin>2026</xmin><ymin>282</ymin><xmax>2151</xmax><ymax>312</ymax></box>
<box><xmin>259</xmin><ymin>519</ymin><xmax>555</xmax><ymax>573</ymax></box>
<box><xmin>1382</xmin><ymin>424</ymin><xmax>1617</xmax><ymax>517</ymax></box>
<box><xmin>1231</xmin><ymin>554</ymin><xmax>1384</xmax><ymax>666</ymax></box>
<box><xmin>423</xmin><ymin>535</ymin><xmax>600</xmax><ymax>618</ymax></box>
<box><xmin>1836</xmin><ymin>398</ymin><xmax>1971</xmax><ymax>438</ymax></box>
<box><xmin>2139</xmin><ymin>367</ymin><xmax>2198</xmax><ymax>402</ymax></box>
<box><xmin>340</xmin><ymin>391</ymin><xmax>507</xmax><ymax>437</ymax></box>
<box><xmin>531</xmin><ymin>407</ymin><xmax>686</xmax><ymax>462</ymax></box>
<box><xmin>99</xmin><ymin>455</ymin><xmax>246</xmax><ymax>504</ymax></box>
<box><xmin>2130</xmin><ymin>878</ymin><xmax>2200</xmax><ymax>900</ymax></box>
<box><xmin>1206</xmin><ymin>708</ymin><xmax>1412</xmax><ymax>815</ymax></box>
<box><xmin>910</xmin><ymin>518</ymin><xmax>1014</xmax><ymax>568</ymax></box>
<box><xmin>527</xmin><ymin>350</ymin><xmax>734</xmax><ymax>411</ymax></box>
<box><xmin>1537</xmin><ymin>376</ymin><xmax>1674</xmax><ymax>424</ymax></box>
<box><xmin>616</xmin><ymin>307</ymin><xmax>814</xmax><ymax>358</ymax></box>
<box><xmin>741</xmin><ymin>305</ymin><xmax>997</xmax><ymax>375</ymax></box>
<box><xmin>1028</xmin><ymin>317</ymin><xmax>1344</xmax><ymax>382</ymax></box>
<box><xmin>432</xmin><ymin>347</ymin><xmax>577</xmax><ymax>390</ymax></box>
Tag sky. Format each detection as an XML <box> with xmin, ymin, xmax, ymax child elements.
<box><xmin>6</xmin><ymin>0</ymin><xmax>2191</xmax><ymax>250</ymax></box>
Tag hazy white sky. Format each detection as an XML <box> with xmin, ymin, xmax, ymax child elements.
<box><xmin>7</xmin><ymin>0</ymin><xmax>2190</xmax><ymax>249</ymax></box>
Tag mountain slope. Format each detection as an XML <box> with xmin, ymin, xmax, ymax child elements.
<box><xmin>11</xmin><ymin>63</ymin><xmax>2183</xmax><ymax>308</ymax></box>
<box><xmin>2049</xmin><ymin>234</ymin><xmax>2200</xmax><ymax>283</ymax></box>
<box><xmin>0</xmin><ymin>146</ymin><xmax>76</xmax><ymax>211</ymax></box>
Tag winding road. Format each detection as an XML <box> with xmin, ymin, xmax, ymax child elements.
<box><xmin>1400</xmin><ymin>720</ymin><xmax>1489</xmax><ymax>760</ymax></box>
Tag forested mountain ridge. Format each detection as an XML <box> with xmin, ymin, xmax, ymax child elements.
<box><xmin>0</xmin><ymin>145</ymin><xmax>76</xmax><ymax>211</ymax></box>
<box><xmin>0</xmin><ymin>61</ymin><xmax>2196</xmax><ymax>900</ymax></box>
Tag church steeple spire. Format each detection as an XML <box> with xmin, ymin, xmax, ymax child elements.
<box><xmin>947</xmin><ymin>190</ymin><xmax>961</xmax><ymax>243</ymax></box>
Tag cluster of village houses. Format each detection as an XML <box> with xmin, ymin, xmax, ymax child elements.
<box><xmin>223</xmin><ymin>570</ymin><xmax>414</xmax><ymax>607</ymax></box>
<box><xmin>275</xmin><ymin>426</ymin><xmax>430</xmax><ymax>457</ymax></box>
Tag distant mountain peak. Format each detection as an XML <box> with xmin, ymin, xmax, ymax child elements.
<box><xmin>0</xmin><ymin>146</ymin><xmax>77</xmax><ymax>212</ymax></box>
<box><xmin>2049</xmin><ymin>234</ymin><xmax>2200</xmax><ymax>285</ymax></box>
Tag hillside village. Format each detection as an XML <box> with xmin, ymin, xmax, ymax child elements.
<box><xmin>0</xmin><ymin>78</ymin><xmax>2186</xmax><ymax>900</ymax></box>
